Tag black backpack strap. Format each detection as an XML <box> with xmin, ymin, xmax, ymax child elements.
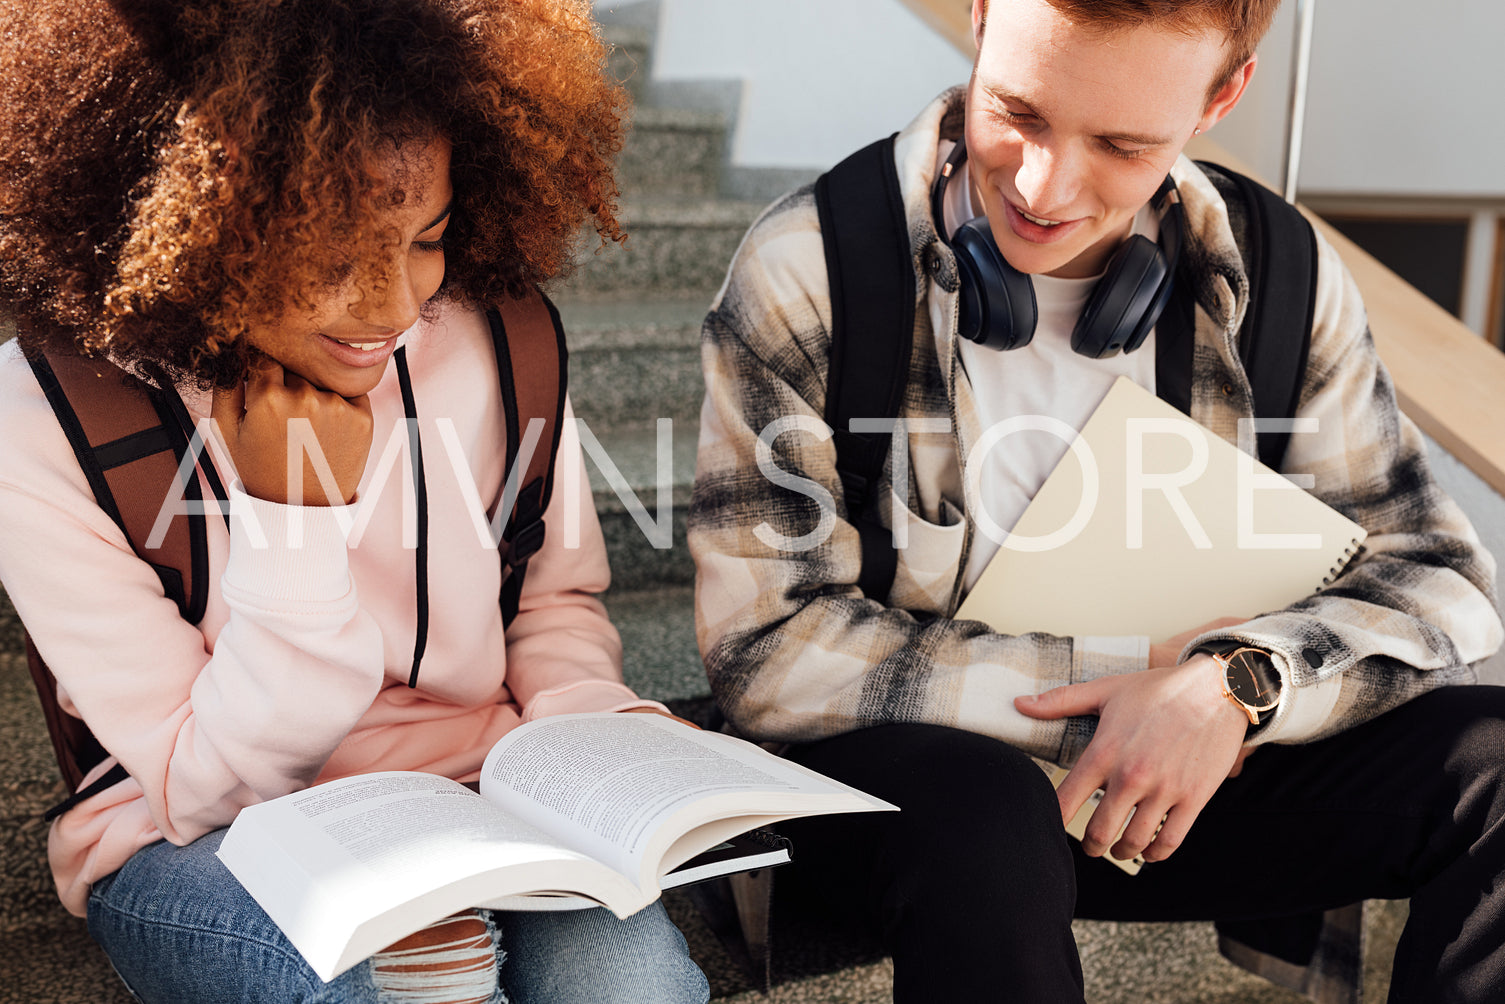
<box><xmin>25</xmin><ymin>349</ymin><xmax>223</xmax><ymax>816</ymax></box>
<box><xmin>1158</xmin><ymin>164</ymin><xmax>1318</xmax><ymax>472</ymax></box>
<box><xmin>1219</xmin><ymin>165</ymin><xmax>1318</xmax><ymax>472</ymax></box>
<box><xmin>814</xmin><ymin>134</ymin><xmax>916</xmax><ymax>604</ymax></box>
<box><xmin>489</xmin><ymin>289</ymin><xmax>568</xmax><ymax>628</ymax></box>
<box><xmin>1154</xmin><ymin>265</ymin><xmax>1196</xmax><ymax>419</ymax></box>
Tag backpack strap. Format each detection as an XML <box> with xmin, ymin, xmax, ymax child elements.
<box><xmin>489</xmin><ymin>289</ymin><xmax>569</xmax><ymax>628</ymax></box>
<box><xmin>24</xmin><ymin>631</ymin><xmax>123</xmax><ymax>818</ymax></box>
<box><xmin>28</xmin><ymin>352</ymin><xmax>216</xmax><ymax>621</ymax></box>
<box><xmin>1218</xmin><ymin>163</ymin><xmax>1319</xmax><ymax>472</ymax></box>
<box><xmin>25</xmin><ymin>349</ymin><xmax>223</xmax><ymax>818</ymax></box>
<box><xmin>1160</xmin><ymin>163</ymin><xmax>1318</xmax><ymax>472</ymax></box>
<box><xmin>814</xmin><ymin>134</ymin><xmax>916</xmax><ymax>605</ymax></box>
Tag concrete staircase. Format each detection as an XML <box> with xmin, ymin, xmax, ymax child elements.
<box><xmin>0</xmin><ymin>7</ymin><xmax>1406</xmax><ymax>1002</ymax></box>
<box><xmin>562</xmin><ymin>16</ymin><xmax>764</xmax><ymax>601</ymax></box>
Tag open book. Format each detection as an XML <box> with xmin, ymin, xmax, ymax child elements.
<box><xmin>956</xmin><ymin>376</ymin><xmax>1367</xmax><ymax>643</ymax></box>
<box><xmin>217</xmin><ymin>712</ymin><xmax>896</xmax><ymax>981</ymax></box>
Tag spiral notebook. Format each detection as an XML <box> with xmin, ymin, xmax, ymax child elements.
<box><xmin>955</xmin><ymin>377</ymin><xmax>1366</xmax><ymax>643</ymax></box>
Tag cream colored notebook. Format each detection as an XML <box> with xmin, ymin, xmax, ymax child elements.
<box><xmin>955</xmin><ymin>377</ymin><xmax>1365</xmax><ymax>643</ymax></box>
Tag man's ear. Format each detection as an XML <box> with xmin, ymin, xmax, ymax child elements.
<box><xmin>1200</xmin><ymin>54</ymin><xmax>1258</xmax><ymax>132</ymax></box>
<box><xmin>972</xmin><ymin>0</ymin><xmax>987</xmax><ymax>50</ymax></box>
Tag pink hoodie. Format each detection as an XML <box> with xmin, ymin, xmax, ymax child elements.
<box><xmin>0</xmin><ymin>303</ymin><xmax>661</xmax><ymax>915</ymax></box>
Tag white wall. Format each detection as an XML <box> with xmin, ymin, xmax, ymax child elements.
<box><xmin>640</xmin><ymin>0</ymin><xmax>972</xmax><ymax>170</ymax></box>
<box><xmin>1300</xmin><ymin>0</ymin><xmax>1505</xmax><ymax>197</ymax></box>
<box><xmin>1219</xmin><ymin>0</ymin><xmax>1505</xmax><ymax>198</ymax></box>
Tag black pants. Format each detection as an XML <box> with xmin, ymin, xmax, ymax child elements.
<box><xmin>776</xmin><ymin>686</ymin><xmax>1505</xmax><ymax>1003</ymax></box>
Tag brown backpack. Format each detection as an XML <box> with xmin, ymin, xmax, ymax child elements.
<box><xmin>22</xmin><ymin>291</ymin><xmax>567</xmax><ymax>820</ymax></box>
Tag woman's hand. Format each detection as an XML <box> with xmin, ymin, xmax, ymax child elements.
<box><xmin>211</xmin><ymin>359</ymin><xmax>373</xmax><ymax>506</ymax></box>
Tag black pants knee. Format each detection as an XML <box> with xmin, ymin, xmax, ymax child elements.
<box><xmin>776</xmin><ymin>687</ymin><xmax>1505</xmax><ymax>1004</ymax></box>
<box><xmin>780</xmin><ymin>723</ymin><xmax>1087</xmax><ymax>1003</ymax></box>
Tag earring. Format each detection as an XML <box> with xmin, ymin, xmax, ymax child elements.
<box><xmin>1193</xmin><ymin>127</ymin><xmax>1203</xmax><ymax>136</ymax></box>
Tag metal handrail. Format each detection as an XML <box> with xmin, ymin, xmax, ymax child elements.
<box><xmin>1281</xmin><ymin>0</ymin><xmax>1318</xmax><ymax>202</ymax></box>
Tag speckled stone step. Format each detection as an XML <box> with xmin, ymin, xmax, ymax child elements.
<box><xmin>0</xmin><ymin>652</ymin><xmax>70</xmax><ymax>935</ymax></box>
<box><xmin>602</xmin><ymin>22</ymin><xmax>652</xmax><ymax>103</ymax></box>
<box><xmin>568</xmin><ymin>197</ymin><xmax>764</xmax><ymax>299</ymax></box>
<box><xmin>583</xmin><ymin>420</ymin><xmax>698</xmax><ymax>591</ymax></box>
<box><xmin>619</xmin><ymin>105</ymin><xmax>728</xmax><ymax>200</ymax></box>
<box><xmin>554</xmin><ymin>293</ymin><xmax>706</xmax><ymax>429</ymax></box>
<box><xmin>605</xmin><ymin>584</ymin><xmax>702</xmax><ymax>704</ymax></box>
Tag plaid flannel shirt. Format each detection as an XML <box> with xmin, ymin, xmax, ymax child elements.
<box><xmin>689</xmin><ymin>90</ymin><xmax>1502</xmax><ymax>1001</ymax></box>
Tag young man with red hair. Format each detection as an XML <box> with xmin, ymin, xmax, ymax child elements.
<box><xmin>690</xmin><ymin>0</ymin><xmax>1505</xmax><ymax>1000</ymax></box>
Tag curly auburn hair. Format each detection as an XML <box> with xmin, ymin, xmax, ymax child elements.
<box><xmin>0</xmin><ymin>0</ymin><xmax>627</xmax><ymax>384</ymax></box>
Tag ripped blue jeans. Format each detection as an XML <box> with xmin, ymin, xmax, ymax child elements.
<box><xmin>86</xmin><ymin>829</ymin><xmax>710</xmax><ymax>1004</ymax></box>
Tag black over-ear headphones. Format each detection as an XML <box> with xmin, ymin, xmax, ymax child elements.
<box><xmin>931</xmin><ymin>139</ymin><xmax>1184</xmax><ymax>358</ymax></box>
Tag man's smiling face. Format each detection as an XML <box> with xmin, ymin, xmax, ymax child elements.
<box><xmin>965</xmin><ymin>0</ymin><xmax>1251</xmax><ymax>278</ymax></box>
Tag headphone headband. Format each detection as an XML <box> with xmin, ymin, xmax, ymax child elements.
<box><xmin>930</xmin><ymin>138</ymin><xmax>1184</xmax><ymax>357</ymax></box>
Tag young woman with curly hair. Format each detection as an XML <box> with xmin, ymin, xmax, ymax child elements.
<box><xmin>0</xmin><ymin>1</ymin><xmax>710</xmax><ymax>1001</ymax></box>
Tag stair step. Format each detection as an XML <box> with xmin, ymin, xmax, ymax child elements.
<box><xmin>602</xmin><ymin>23</ymin><xmax>652</xmax><ymax>102</ymax></box>
<box><xmin>583</xmin><ymin>420</ymin><xmax>698</xmax><ymax>591</ymax></box>
<box><xmin>0</xmin><ymin>911</ymin><xmax>1380</xmax><ymax>1004</ymax></box>
<box><xmin>602</xmin><ymin>584</ymin><xmax>704</xmax><ymax>704</ymax></box>
<box><xmin>618</xmin><ymin>106</ymin><xmax>727</xmax><ymax>200</ymax></box>
<box><xmin>556</xmin><ymin>293</ymin><xmax>706</xmax><ymax>347</ymax></box>
<box><xmin>0</xmin><ymin>652</ymin><xmax>70</xmax><ymax>934</ymax></box>
<box><xmin>556</xmin><ymin>294</ymin><xmax>706</xmax><ymax>428</ymax></box>
<box><xmin>0</xmin><ymin>588</ymin><xmax>23</xmax><ymax>660</ymax></box>
<box><xmin>0</xmin><ymin>915</ymin><xmax>133</xmax><ymax>1003</ymax></box>
<box><xmin>569</xmin><ymin>198</ymin><xmax>764</xmax><ymax>299</ymax></box>
<box><xmin>0</xmin><ymin>654</ymin><xmax>56</xmax><ymax>791</ymax></box>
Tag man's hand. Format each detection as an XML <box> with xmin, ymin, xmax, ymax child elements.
<box><xmin>211</xmin><ymin>359</ymin><xmax>373</xmax><ymax>506</ymax></box>
<box><xmin>1015</xmin><ymin>619</ymin><xmax>1251</xmax><ymax>863</ymax></box>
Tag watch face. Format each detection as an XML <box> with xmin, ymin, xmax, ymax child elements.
<box><xmin>1224</xmin><ymin>649</ymin><xmax>1281</xmax><ymax>712</ymax></box>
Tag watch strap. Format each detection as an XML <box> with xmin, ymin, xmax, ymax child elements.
<box><xmin>1194</xmin><ymin>639</ymin><xmax>1250</xmax><ymax>658</ymax></box>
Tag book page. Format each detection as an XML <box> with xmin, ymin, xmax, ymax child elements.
<box><xmin>956</xmin><ymin>376</ymin><xmax>1366</xmax><ymax>642</ymax></box>
<box><xmin>269</xmin><ymin>773</ymin><xmax>570</xmax><ymax>887</ymax></box>
<box><xmin>481</xmin><ymin>713</ymin><xmax>894</xmax><ymax>886</ymax></box>
<box><xmin>218</xmin><ymin>771</ymin><xmax>639</xmax><ymax>981</ymax></box>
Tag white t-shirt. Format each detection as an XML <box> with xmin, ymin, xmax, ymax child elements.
<box><xmin>930</xmin><ymin>142</ymin><xmax>1160</xmax><ymax>592</ymax></box>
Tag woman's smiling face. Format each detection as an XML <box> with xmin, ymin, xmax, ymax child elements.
<box><xmin>244</xmin><ymin>136</ymin><xmax>454</xmax><ymax>398</ymax></box>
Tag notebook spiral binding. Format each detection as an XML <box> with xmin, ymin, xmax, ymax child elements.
<box><xmin>1321</xmin><ymin>541</ymin><xmax>1365</xmax><ymax>587</ymax></box>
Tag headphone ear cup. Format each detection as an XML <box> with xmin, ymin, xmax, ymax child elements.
<box><xmin>1071</xmin><ymin>234</ymin><xmax>1170</xmax><ymax>359</ymax></box>
<box><xmin>952</xmin><ymin>218</ymin><xmax>1037</xmax><ymax>351</ymax></box>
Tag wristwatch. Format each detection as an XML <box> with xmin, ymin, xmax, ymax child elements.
<box><xmin>1195</xmin><ymin>640</ymin><xmax>1282</xmax><ymax>729</ymax></box>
